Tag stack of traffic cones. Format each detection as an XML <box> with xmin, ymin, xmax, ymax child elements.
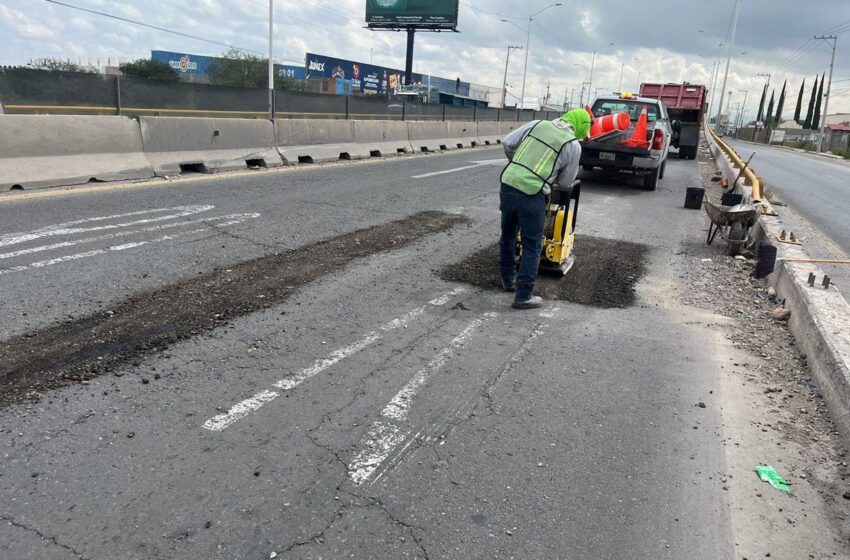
<box><xmin>618</xmin><ymin>105</ymin><xmax>650</xmax><ymax>149</ymax></box>
<box><xmin>589</xmin><ymin>112</ymin><xmax>631</xmax><ymax>139</ymax></box>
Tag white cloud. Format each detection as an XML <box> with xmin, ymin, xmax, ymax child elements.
<box><xmin>0</xmin><ymin>0</ymin><xmax>847</xmax><ymax>115</ymax></box>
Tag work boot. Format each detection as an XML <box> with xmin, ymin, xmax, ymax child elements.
<box><xmin>512</xmin><ymin>296</ymin><xmax>544</xmax><ymax>310</ymax></box>
<box><xmin>501</xmin><ymin>279</ymin><xmax>516</xmax><ymax>293</ymax></box>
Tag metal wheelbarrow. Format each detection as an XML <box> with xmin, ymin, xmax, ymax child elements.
<box><xmin>704</xmin><ymin>200</ymin><xmax>758</xmax><ymax>256</ymax></box>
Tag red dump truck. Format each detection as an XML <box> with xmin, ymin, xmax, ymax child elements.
<box><xmin>639</xmin><ymin>83</ymin><xmax>706</xmax><ymax>160</ymax></box>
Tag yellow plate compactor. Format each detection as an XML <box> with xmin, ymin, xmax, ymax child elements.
<box><xmin>518</xmin><ymin>180</ymin><xmax>581</xmax><ymax>277</ymax></box>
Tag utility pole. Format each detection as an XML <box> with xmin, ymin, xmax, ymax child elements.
<box><xmin>562</xmin><ymin>86</ymin><xmax>569</xmax><ymax>110</ymax></box>
<box><xmin>268</xmin><ymin>0</ymin><xmax>274</xmax><ymax>119</ymax></box>
<box><xmin>587</xmin><ymin>43</ymin><xmax>614</xmax><ymax>104</ymax></box>
<box><xmin>716</xmin><ymin>0</ymin><xmax>742</xmax><ymax>132</ymax></box>
<box><xmin>519</xmin><ymin>3</ymin><xmax>563</xmax><ymax>110</ymax></box>
<box><xmin>501</xmin><ymin>45</ymin><xmax>522</xmax><ymax>108</ymax></box>
<box><xmin>815</xmin><ymin>34</ymin><xmax>838</xmax><ymax>153</ymax></box>
<box><xmin>737</xmin><ymin>89</ymin><xmax>749</xmax><ymax>129</ymax></box>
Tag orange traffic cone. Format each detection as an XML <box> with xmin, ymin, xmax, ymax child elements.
<box><xmin>619</xmin><ymin>105</ymin><xmax>650</xmax><ymax>148</ymax></box>
<box><xmin>590</xmin><ymin>112</ymin><xmax>631</xmax><ymax>138</ymax></box>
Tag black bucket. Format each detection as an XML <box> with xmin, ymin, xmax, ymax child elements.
<box><xmin>684</xmin><ymin>187</ymin><xmax>705</xmax><ymax>209</ymax></box>
<box><xmin>721</xmin><ymin>192</ymin><xmax>743</xmax><ymax>206</ymax></box>
<box><xmin>754</xmin><ymin>242</ymin><xmax>778</xmax><ymax>278</ymax></box>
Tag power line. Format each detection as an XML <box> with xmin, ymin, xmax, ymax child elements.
<box><xmin>41</xmin><ymin>0</ymin><xmax>261</xmax><ymax>54</ymax></box>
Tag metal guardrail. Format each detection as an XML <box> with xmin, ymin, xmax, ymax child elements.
<box><xmin>706</xmin><ymin>125</ymin><xmax>764</xmax><ymax>202</ymax></box>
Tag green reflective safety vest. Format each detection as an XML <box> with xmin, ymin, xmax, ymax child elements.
<box><xmin>501</xmin><ymin>121</ymin><xmax>576</xmax><ymax>195</ymax></box>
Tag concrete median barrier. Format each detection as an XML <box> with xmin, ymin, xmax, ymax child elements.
<box><xmin>275</xmin><ymin>119</ymin><xmax>368</xmax><ymax>164</ymax></box>
<box><xmin>446</xmin><ymin>122</ymin><xmax>479</xmax><ymax>149</ymax></box>
<box><xmin>477</xmin><ymin>122</ymin><xmax>503</xmax><ymax>146</ymax></box>
<box><xmin>407</xmin><ymin>121</ymin><xmax>455</xmax><ymax>153</ymax></box>
<box><xmin>499</xmin><ymin>122</ymin><xmax>524</xmax><ymax>137</ymax></box>
<box><xmin>352</xmin><ymin>120</ymin><xmax>412</xmax><ymax>157</ymax></box>
<box><xmin>0</xmin><ymin>115</ymin><xmax>154</xmax><ymax>190</ymax></box>
<box><xmin>139</xmin><ymin>117</ymin><xmax>282</xmax><ymax>176</ymax></box>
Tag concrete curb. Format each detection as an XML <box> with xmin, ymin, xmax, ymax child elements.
<box><xmin>0</xmin><ymin>115</ymin><xmax>154</xmax><ymax>190</ymax></box>
<box><xmin>706</xmin><ymin>126</ymin><xmax>850</xmax><ymax>446</ymax></box>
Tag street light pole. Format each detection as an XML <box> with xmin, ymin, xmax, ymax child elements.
<box><xmin>716</xmin><ymin>0</ymin><xmax>742</xmax><ymax>132</ymax></box>
<box><xmin>518</xmin><ymin>3</ymin><xmax>562</xmax><ymax>110</ymax></box>
<box><xmin>502</xmin><ymin>45</ymin><xmax>522</xmax><ymax>108</ymax></box>
<box><xmin>815</xmin><ymin>34</ymin><xmax>838</xmax><ymax>153</ymax></box>
<box><xmin>587</xmin><ymin>42</ymin><xmax>614</xmax><ymax>104</ymax></box>
<box><xmin>618</xmin><ymin>63</ymin><xmax>625</xmax><ymax>91</ymax></box>
<box><xmin>268</xmin><ymin>0</ymin><xmax>274</xmax><ymax>119</ymax></box>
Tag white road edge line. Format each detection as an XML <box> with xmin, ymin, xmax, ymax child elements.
<box><xmin>202</xmin><ymin>287</ymin><xmax>469</xmax><ymax>432</ymax></box>
<box><xmin>410</xmin><ymin>159</ymin><xmax>505</xmax><ymax>180</ymax></box>
<box><xmin>348</xmin><ymin>312</ymin><xmax>496</xmax><ymax>485</ymax></box>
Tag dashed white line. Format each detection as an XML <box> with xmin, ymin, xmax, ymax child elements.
<box><xmin>202</xmin><ymin>287</ymin><xmax>469</xmax><ymax>432</ymax></box>
<box><xmin>274</xmin><ymin>333</ymin><xmax>382</xmax><ymax>391</ymax></box>
<box><xmin>0</xmin><ymin>213</ymin><xmax>260</xmax><ymax>261</ymax></box>
<box><xmin>202</xmin><ymin>390</ymin><xmax>280</xmax><ymax>432</ymax></box>
<box><xmin>349</xmin><ymin>312</ymin><xmax>496</xmax><ymax>484</ymax></box>
<box><xmin>0</xmin><ymin>205</ymin><xmax>214</xmax><ymax>248</ymax></box>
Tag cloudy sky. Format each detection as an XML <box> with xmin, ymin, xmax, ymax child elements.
<box><xmin>2</xmin><ymin>0</ymin><xmax>849</xmax><ymax>119</ymax></box>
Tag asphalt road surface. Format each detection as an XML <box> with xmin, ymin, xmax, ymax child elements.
<box><xmin>0</xmin><ymin>146</ymin><xmax>845</xmax><ymax>559</ymax></box>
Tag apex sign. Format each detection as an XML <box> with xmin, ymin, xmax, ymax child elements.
<box><xmin>308</xmin><ymin>60</ymin><xmax>326</xmax><ymax>72</ymax></box>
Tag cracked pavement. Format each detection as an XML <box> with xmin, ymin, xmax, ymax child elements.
<box><xmin>1</xmin><ymin>146</ymin><xmax>848</xmax><ymax>559</ymax></box>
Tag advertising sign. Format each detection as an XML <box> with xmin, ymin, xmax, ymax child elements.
<box><xmin>151</xmin><ymin>50</ymin><xmax>213</xmax><ymax>76</ymax></box>
<box><xmin>366</xmin><ymin>0</ymin><xmax>459</xmax><ymax>29</ymax></box>
<box><xmin>306</xmin><ymin>53</ymin><xmax>405</xmax><ymax>95</ymax></box>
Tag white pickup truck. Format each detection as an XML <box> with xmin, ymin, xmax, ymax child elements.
<box><xmin>579</xmin><ymin>93</ymin><xmax>672</xmax><ymax>191</ymax></box>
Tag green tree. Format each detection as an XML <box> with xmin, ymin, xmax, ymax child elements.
<box><xmin>764</xmin><ymin>91</ymin><xmax>775</xmax><ymax>128</ymax></box>
<box><xmin>119</xmin><ymin>59</ymin><xmax>179</xmax><ymax>82</ymax></box>
<box><xmin>812</xmin><ymin>72</ymin><xmax>825</xmax><ymax>131</ymax></box>
<box><xmin>773</xmin><ymin>80</ymin><xmax>787</xmax><ymax>126</ymax></box>
<box><xmin>793</xmin><ymin>79</ymin><xmax>805</xmax><ymax>123</ymax></box>
<box><xmin>804</xmin><ymin>75</ymin><xmax>817</xmax><ymax>129</ymax></box>
<box><xmin>208</xmin><ymin>48</ymin><xmax>301</xmax><ymax>90</ymax></box>
<box><xmin>26</xmin><ymin>58</ymin><xmax>95</xmax><ymax>73</ymax></box>
<box><xmin>755</xmin><ymin>84</ymin><xmax>767</xmax><ymax>123</ymax></box>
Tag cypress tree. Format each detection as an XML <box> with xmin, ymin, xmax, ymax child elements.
<box><xmin>793</xmin><ymin>79</ymin><xmax>805</xmax><ymax>123</ymax></box>
<box><xmin>765</xmin><ymin>91</ymin><xmax>775</xmax><ymax>128</ymax></box>
<box><xmin>812</xmin><ymin>72</ymin><xmax>825</xmax><ymax>131</ymax></box>
<box><xmin>756</xmin><ymin>84</ymin><xmax>767</xmax><ymax>123</ymax></box>
<box><xmin>804</xmin><ymin>75</ymin><xmax>817</xmax><ymax>129</ymax></box>
<box><xmin>774</xmin><ymin>81</ymin><xmax>787</xmax><ymax>126</ymax></box>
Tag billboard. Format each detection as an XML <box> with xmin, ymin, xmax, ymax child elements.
<box><xmin>151</xmin><ymin>50</ymin><xmax>213</xmax><ymax>76</ymax></box>
<box><xmin>366</xmin><ymin>0</ymin><xmax>459</xmax><ymax>29</ymax></box>
<box><xmin>306</xmin><ymin>53</ymin><xmax>402</xmax><ymax>96</ymax></box>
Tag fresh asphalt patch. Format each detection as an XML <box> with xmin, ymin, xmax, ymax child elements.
<box><xmin>440</xmin><ymin>235</ymin><xmax>649</xmax><ymax>308</ymax></box>
<box><xmin>0</xmin><ymin>211</ymin><xmax>470</xmax><ymax>408</ymax></box>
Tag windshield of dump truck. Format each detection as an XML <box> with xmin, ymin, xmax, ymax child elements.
<box><xmin>592</xmin><ymin>100</ymin><xmax>660</xmax><ymax>122</ymax></box>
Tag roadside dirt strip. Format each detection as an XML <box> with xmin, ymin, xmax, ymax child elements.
<box><xmin>0</xmin><ymin>211</ymin><xmax>470</xmax><ymax>408</ymax></box>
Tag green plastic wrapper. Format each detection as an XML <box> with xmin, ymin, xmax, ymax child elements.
<box><xmin>755</xmin><ymin>465</ymin><xmax>791</xmax><ymax>493</ymax></box>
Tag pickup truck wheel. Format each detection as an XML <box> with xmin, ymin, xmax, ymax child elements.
<box><xmin>642</xmin><ymin>165</ymin><xmax>661</xmax><ymax>191</ymax></box>
<box><xmin>582</xmin><ymin>165</ymin><xmax>594</xmax><ymax>172</ymax></box>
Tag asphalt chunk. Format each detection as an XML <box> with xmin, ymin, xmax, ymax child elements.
<box><xmin>0</xmin><ymin>210</ymin><xmax>470</xmax><ymax>408</ymax></box>
<box><xmin>440</xmin><ymin>235</ymin><xmax>649</xmax><ymax>309</ymax></box>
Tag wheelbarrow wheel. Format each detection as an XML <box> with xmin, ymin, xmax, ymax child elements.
<box><xmin>728</xmin><ymin>222</ymin><xmax>745</xmax><ymax>256</ymax></box>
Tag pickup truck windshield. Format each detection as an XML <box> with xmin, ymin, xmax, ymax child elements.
<box><xmin>592</xmin><ymin>100</ymin><xmax>660</xmax><ymax>122</ymax></box>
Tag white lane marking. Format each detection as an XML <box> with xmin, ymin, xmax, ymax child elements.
<box><xmin>349</xmin><ymin>422</ymin><xmax>408</xmax><ymax>485</ymax></box>
<box><xmin>382</xmin><ymin>313</ymin><xmax>495</xmax><ymax>422</ymax></box>
<box><xmin>0</xmin><ymin>205</ymin><xmax>214</xmax><ymax>248</ymax></box>
<box><xmin>203</xmin><ymin>288</ymin><xmax>469</xmax><ymax>432</ymax></box>
<box><xmin>349</xmin><ymin>312</ymin><xmax>496</xmax><ymax>484</ymax></box>
<box><xmin>0</xmin><ymin>213</ymin><xmax>260</xmax><ymax>260</ymax></box>
<box><xmin>0</xmin><ymin>214</ymin><xmax>259</xmax><ymax>276</ymax></box>
<box><xmin>202</xmin><ymin>390</ymin><xmax>280</xmax><ymax>432</ymax></box>
<box><xmin>274</xmin><ymin>333</ymin><xmax>382</xmax><ymax>391</ymax></box>
<box><xmin>428</xmin><ymin>286</ymin><xmax>467</xmax><ymax>306</ymax></box>
<box><xmin>411</xmin><ymin>158</ymin><xmax>505</xmax><ymax>179</ymax></box>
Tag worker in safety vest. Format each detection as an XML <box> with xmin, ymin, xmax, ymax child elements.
<box><xmin>499</xmin><ymin>108</ymin><xmax>591</xmax><ymax>309</ymax></box>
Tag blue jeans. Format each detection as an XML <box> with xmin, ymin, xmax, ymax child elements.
<box><xmin>499</xmin><ymin>184</ymin><xmax>545</xmax><ymax>301</ymax></box>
